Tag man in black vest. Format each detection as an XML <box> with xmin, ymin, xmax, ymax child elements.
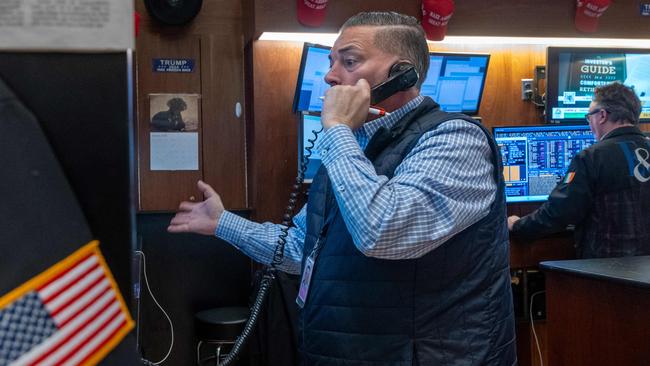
<box><xmin>509</xmin><ymin>82</ymin><xmax>650</xmax><ymax>258</ymax></box>
<box><xmin>169</xmin><ymin>11</ymin><xmax>516</xmax><ymax>365</ymax></box>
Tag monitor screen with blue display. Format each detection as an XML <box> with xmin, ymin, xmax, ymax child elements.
<box><xmin>293</xmin><ymin>43</ymin><xmax>331</xmax><ymax>113</ymax></box>
<box><xmin>546</xmin><ymin>47</ymin><xmax>650</xmax><ymax>123</ymax></box>
<box><xmin>299</xmin><ymin>113</ymin><xmax>323</xmax><ymax>182</ymax></box>
<box><xmin>493</xmin><ymin>124</ymin><xmax>596</xmax><ymax>203</ymax></box>
<box><xmin>420</xmin><ymin>52</ymin><xmax>490</xmax><ymax>115</ymax></box>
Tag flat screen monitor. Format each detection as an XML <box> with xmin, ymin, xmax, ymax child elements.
<box><xmin>299</xmin><ymin>113</ymin><xmax>323</xmax><ymax>182</ymax></box>
<box><xmin>546</xmin><ymin>47</ymin><xmax>650</xmax><ymax>123</ymax></box>
<box><xmin>493</xmin><ymin>124</ymin><xmax>596</xmax><ymax>203</ymax></box>
<box><xmin>293</xmin><ymin>43</ymin><xmax>331</xmax><ymax>113</ymax></box>
<box><xmin>420</xmin><ymin>52</ymin><xmax>490</xmax><ymax>115</ymax></box>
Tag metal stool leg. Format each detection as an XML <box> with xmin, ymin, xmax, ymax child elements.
<box><xmin>197</xmin><ymin>340</ymin><xmax>203</xmax><ymax>365</ymax></box>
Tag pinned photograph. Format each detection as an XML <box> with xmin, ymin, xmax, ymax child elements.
<box><xmin>149</xmin><ymin>93</ymin><xmax>200</xmax><ymax>132</ymax></box>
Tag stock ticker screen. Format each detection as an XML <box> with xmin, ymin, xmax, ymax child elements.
<box><xmin>493</xmin><ymin>125</ymin><xmax>596</xmax><ymax>203</ymax></box>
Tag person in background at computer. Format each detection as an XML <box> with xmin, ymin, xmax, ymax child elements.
<box><xmin>509</xmin><ymin>82</ymin><xmax>650</xmax><ymax>258</ymax></box>
<box><xmin>169</xmin><ymin>11</ymin><xmax>516</xmax><ymax>365</ymax></box>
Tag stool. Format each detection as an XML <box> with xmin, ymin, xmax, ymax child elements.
<box><xmin>195</xmin><ymin>306</ymin><xmax>249</xmax><ymax>366</ymax></box>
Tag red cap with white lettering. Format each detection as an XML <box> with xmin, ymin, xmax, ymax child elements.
<box><xmin>575</xmin><ymin>0</ymin><xmax>612</xmax><ymax>33</ymax></box>
<box><xmin>421</xmin><ymin>0</ymin><xmax>455</xmax><ymax>41</ymax></box>
<box><xmin>297</xmin><ymin>0</ymin><xmax>328</xmax><ymax>27</ymax></box>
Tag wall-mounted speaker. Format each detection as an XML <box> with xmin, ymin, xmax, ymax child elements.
<box><xmin>144</xmin><ymin>0</ymin><xmax>203</xmax><ymax>25</ymax></box>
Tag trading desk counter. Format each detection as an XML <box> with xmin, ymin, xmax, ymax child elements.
<box><xmin>540</xmin><ymin>256</ymin><xmax>650</xmax><ymax>365</ymax></box>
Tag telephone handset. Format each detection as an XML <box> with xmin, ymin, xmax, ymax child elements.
<box><xmin>218</xmin><ymin>63</ymin><xmax>419</xmax><ymax>365</ymax></box>
<box><xmin>370</xmin><ymin>62</ymin><xmax>419</xmax><ymax>105</ymax></box>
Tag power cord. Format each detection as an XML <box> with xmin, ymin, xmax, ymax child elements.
<box><xmin>219</xmin><ymin>125</ymin><xmax>322</xmax><ymax>366</ymax></box>
<box><xmin>134</xmin><ymin>250</ymin><xmax>174</xmax><ymax>365</ymax></box>
<box><xmin>530</xmin><ymin>290</ymin><xmax>546</xmax><ymax>366</ymax></box>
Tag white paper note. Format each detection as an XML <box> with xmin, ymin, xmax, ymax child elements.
<box><xmin>0</xmin><ymin>0</ymin><xmax>133</xmax><ymax>51</ymax></box>
<box><xmin>150</xmin><ymin>132</ymin><xmax>199</xmax><ymax>171</ymax></box>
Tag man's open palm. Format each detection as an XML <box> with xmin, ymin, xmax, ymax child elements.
<box><xmin>167</xmin><ymin>180</ymin><xmax>224</xmax><ymax>236</ymax></box>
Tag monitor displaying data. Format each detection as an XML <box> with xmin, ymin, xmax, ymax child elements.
<box><xmin>546</xmin><ymin>47</ymin><xmax>650</xmax><ymax>123</ymax></box>
<box><xmin>420</xmin><ymin>52</ymin><xmax>490</xmax><ymax>115</ymax></box>
<box><xmin>299</xmin><ymin>113</ymin><xmax>323</xmax><ymax>182</ymax></box>
<box><xmin>293</xmin><ymin>43</ymin><xmax>331</xmax><ymax>113</ymax></box>
<box><xmin>493</xmin><ymin>125</ymin><xmax>596</xmax><ymax>203</ymax></box>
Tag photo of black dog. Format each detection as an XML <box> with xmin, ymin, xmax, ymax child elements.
<box><xmin>151</xmin><ymin>97</ymin><xmax>187</xmax><ymax>131</ymax></box>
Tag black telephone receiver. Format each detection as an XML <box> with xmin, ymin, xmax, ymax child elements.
<box><xmin>370</xmin><ymin>62</ymin><xmax>419</xmax><ymax>105</ymax></box>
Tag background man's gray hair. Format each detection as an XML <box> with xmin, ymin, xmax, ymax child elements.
<box><xmin>341</xmin><ymin>12</ymin><xmax>430</xmax><ymax>89</ymax></box>
<box><xmin>593</xmin><ymin>82</ymin><xmax>642</xmax><ymax>125</ymax></box>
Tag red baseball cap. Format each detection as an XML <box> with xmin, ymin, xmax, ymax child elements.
<box><xmin>575</xmin><ymin>0</ymin><xmax>611</xmax><ymax>33</ymax></box>
<box><xmin>297</xmin><ymin>0</ymin><xmax>328</xmax><ymax>27</ymax></box>
<box><xmin>421</xmin><ymin>0</ymin><xmax>455</xmax><ymax>41</ymax></box>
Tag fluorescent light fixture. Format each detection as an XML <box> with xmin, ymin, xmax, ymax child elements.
<box><xmin>259</xmin><ymin>32</ymin><xmax>650</xmax><ymax>48</ymax></box>
<box><xmin>259</xmin><ymin>32</ymin><xmax>339</xmax><ymax>45</ymax></box>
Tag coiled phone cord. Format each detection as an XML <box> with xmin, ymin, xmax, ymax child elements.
<box><xmin>220</xmin><ymin>127</ymin><xmax>322</xmax><ymax>365</ymax></box>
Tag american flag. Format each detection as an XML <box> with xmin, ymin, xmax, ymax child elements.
<box><xmin>0</xmin><ymin>241</ymin><xmax>134</xmax><ymax>366</ymax></box>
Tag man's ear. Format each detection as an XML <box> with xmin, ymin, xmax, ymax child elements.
<box><xmin>600</xmin><ymin>110</ymin><xmax>610</xmax><ymax>125</ymax></box>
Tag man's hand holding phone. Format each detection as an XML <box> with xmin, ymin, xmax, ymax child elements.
<box><xmin>321</xmin><ymin>79</ymin><xmax>371</xmax><ymax>131</ymax></box>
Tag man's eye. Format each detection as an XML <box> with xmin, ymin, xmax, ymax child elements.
<box><xmin>344</xmin><ymin>59</ymin><xmax>358</xmax><ymax>67</ymax></box>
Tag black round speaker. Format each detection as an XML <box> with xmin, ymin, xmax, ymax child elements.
<box><xmin>144</xmin><ymin>0</ymin><xmax>203</xmax><ymax>26</ymax></box>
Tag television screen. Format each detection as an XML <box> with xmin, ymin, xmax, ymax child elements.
<box><xmin>546</xmin><ymin>47</ymin><xmax>650</xmax><ymax>123</ymax></box>
<box><xmin>420</xmin><ymin>52</ymin><xmax>490</xmax><ymax>115</ymax></box>
<box><xmin>299</xmin><ymin>113</ymin><xmax>323</xmax><ymax>182</ymax></box>
<box><xmin>293</xmin><ymin>43</ymin><xmax>331</xmax><ymax>113</ymax></box>
<box><xmin>493</xmin><ymin>124</ymin><xmax>596</xmax><ymax>203</ymax></box>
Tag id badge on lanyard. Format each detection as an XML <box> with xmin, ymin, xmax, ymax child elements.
<box><xmin>296</xmin><ymin>229</ymin><xmax>327</xmax><ymax>309</ymax></box>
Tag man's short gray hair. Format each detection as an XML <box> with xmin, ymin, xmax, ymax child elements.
<box><xmin>341</xmin><ymin>12</ymin><xmax>430</xmax><ymax>89</ymax></box>
<box><xmin>593</xmin><ymin>82</ymin><xmax>642</xmax><ymax>125</ymax></box>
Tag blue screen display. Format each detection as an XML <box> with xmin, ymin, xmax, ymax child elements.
<box><xmin>299</xmin><ymin>114</ymin><xmax>323</xmax><ymax>182</ymax></box>
<box><xmin>420</xmin><ymin>53</ymin><xmax>490</xmax><ymax>114</ymax></box>
<box><xmin>293</xmin><ymin>45</ymin><xmax>331</xmax><ymax>113</ymax></box>
<box><xmin>493</xmin><ymin>125</ymin><xmax>596</xmax><ymax>203</ymax></box>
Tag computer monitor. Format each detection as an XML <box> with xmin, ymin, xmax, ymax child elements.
<box><xmin>493</xmin><ymin>124</ymin><xmax>596</xmax><ymax>203</ymax></box>
<box><xmin>299</xmin><ymin>113</ymin><xmax>323</xmax><ymax>182</ymax></box>
<box><xmin>420</xmin><ymin>52</ymin><xmax>490</xmax><ymax>115</ymax></box>
<box><xmin>293</xmin><ymin>43</ymin><xmax>331</xmax><ymax>113</ymax></box>
<box><xmin>546</xmin><ymin>47</ymin><xmax>650</xmax><ymax>123</ymax></box>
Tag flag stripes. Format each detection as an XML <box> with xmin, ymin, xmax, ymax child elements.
<box><xmin>0</xmin><ymin>241</ymin><xmax>133</xmax><ymax>366</ymax></box>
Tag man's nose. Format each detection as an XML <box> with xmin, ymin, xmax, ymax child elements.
<box><xmin>324</xmin><ymin>67</ymin><xmax>340</xmax><ymax>86</ymax></box>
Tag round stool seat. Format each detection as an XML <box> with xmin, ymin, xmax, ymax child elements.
<box><xmin>195</xmin><ymin>306</ymin><xmax>249</xmax><ymax>342</ymax></box>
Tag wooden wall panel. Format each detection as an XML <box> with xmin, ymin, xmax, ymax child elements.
<box><xmin>135</xmin><ymin>0</ymin><xmax>247</xmax><ymax>211</ymax></box>
<box><xmin>251</xmin><ymin>0</ymin><xmax>650</xmax><ymax>39</ymax></box>
<box><xmin>136</xmin><ymin>36</ymin><xmax>203</xmax><ymax>211</ymax></box>
<box><xmin>250</xmin><ymin>41</ymin><xmax>304</xmax><ymax>221</ymax></box>
<box><xmin>201</xmin><ymin>34</ymin><xmax>247</xmax><ymax>209</ymax></box>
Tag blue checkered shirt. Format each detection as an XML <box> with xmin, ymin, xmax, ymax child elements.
<box><xmin>216</xmin><ymin>96</ymin><xmax>497</xmax><ymax>275</ymax></box>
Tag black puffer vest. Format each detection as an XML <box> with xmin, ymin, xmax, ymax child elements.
<box><xmin>300</xmin><ymin>97</ymin><xmax>516</xmax><ymax>365</ymax></box>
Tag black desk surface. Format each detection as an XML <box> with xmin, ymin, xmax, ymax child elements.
<box><xmin>540</xmin><ymin>256</ymin><xmax>650</xmax><ymax>289</ymax></box>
